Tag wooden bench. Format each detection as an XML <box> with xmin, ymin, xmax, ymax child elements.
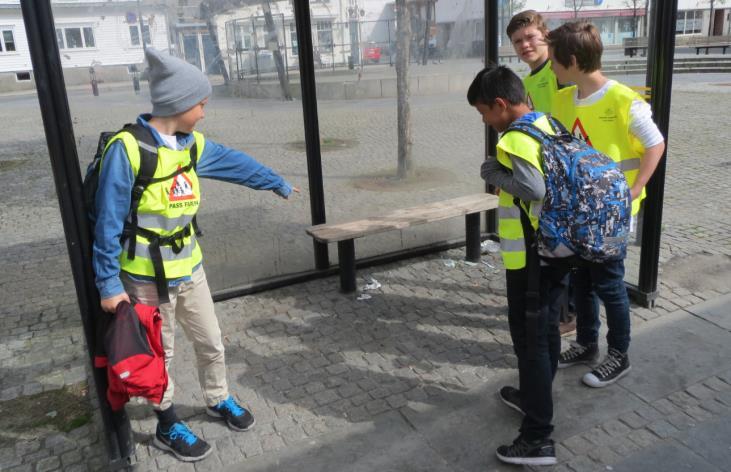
<box><xmin>692</xmin><ymin>36</ymin><xmax>731</xmax><ymax>55</ymax></box>
<box><xmin>623</xmin><ymin>37</ymin><xmax>648</xmax><ymax>57</ymax></box>
<box><xmin>622</xmin><ymin>35</ymin><xmax>700</xmax><ymax>57</ymax></box>
<box><xmin>306</xmin><ymin>193</ymin><xmax>499</xmax><ymax>293</ymax></box>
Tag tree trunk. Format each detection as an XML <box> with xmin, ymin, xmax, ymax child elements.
<box><xmin>708</xmin><ymin>0</ymin><xmax>716</xmax><ymax>37</ymax></box>
<box><xmin>421</xmin><ymin>1</ymin><xmax>432</xmax><ymax>66</ymax></box>
<box><xmin>262</xmin><ymin>0</ymin><xmax>292</xmax><ymax>100</ymax></box>
<box><xmin>643</xmin><ymin>0</ymin><xmax>649</xmax><ymax>36</ymax></box>
<box><xmin>396</xmin><ymin>0</ymin><xmax>413</xmax><ymax>179</ymax></box>
<box><xmin>201</xmin><ymin>2</ymin><xmax>230</xmax><ymax>84</ymax></box>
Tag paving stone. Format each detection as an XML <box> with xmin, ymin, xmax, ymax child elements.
<box><xmin>646</xmin><ymin>420</ymin><xmax>680</xmax><ymax>439</ymax></box>
<box><xmin>618</xmin><ymin>411</ymin><xmax>648</xmax><ymax>429</ymax></box>
<box><xmin>563</xmin><ymin>435</ymin><xmax>595</xmax><ymax>455</ymax></box>
<box><xmin>627</xmin><ymin>428</ymin><xmax>659</xmax><ymax>449</ymax></box>
<box><xmin>565</xmin><ymin>455</ymin><xmax>600</xmax><ymax>472</ymax></box>
<box><xmin>34</xmin><ymin>456</ymin><xmax>60</xmax><ymax>472</ymax></box>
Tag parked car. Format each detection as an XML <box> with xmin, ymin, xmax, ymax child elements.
<box><xmin>363</xmin><ymin>43</ymin><xmax>381</xmax><ymax>64</ymax></box>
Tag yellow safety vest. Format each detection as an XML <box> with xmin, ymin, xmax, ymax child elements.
<box><xmin>552</xmin><ymin>82</ymin><xmax>646</xmax><ymax>215</ymax></box>
<box><xmin>105</xmin><ymin>130</ymin><xmax>205</xmax><ymax>281</ymax></box>
<box><xmin>496</xmin><ymin>114</ymin><xmax>552</xmax><ymax>270</ymax></box>
<box><xmin>523</xmin><ymin>61</ymin><xmax>559</xmax><ymax>114</ymax></box>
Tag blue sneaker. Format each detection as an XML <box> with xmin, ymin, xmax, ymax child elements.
<box><xmin>153</xmin><ymin>422</ymin><xmax>212</xmax><ymax>462</ymax></box>
<box><xmin>206</xmin><ymin>395</ymin><xmax>256</xmax><ymax>432</ymax></box>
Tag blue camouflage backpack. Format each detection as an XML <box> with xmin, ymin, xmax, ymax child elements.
<box><xmin>507</xmin><ymin>116</ymin><xmax>631</xmax><ymax>264</ymax></box>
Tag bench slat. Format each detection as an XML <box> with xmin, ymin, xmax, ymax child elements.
<box><xmin>307</xmin><ymin>193</ymin><xmax>499</xmax><ymax>243</ymax></box>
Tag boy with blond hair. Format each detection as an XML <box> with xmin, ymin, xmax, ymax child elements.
<box><xmin>507</xmin><ymin>10</ymin><xmax>559</xmax><ymax>114</ymax></box>
<box><xmin>547</xmin><ymin>22</ymin><xmax>665</xmax><ymax>388</ymax></box>
<box><xmin>93</xmin><ymin>48</ymin><xmax>298</xmax><ymax>461</ymax></box>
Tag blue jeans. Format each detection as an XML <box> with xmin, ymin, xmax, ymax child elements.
<box><xmin>506</xmin><ymin>264</ymin><xmax>570</xmax><ymax>441</ymax></box>
<box><xmin>574</xmin><ymin>259</ymin><xmax>631</xmax><ymax>353</ymax></box>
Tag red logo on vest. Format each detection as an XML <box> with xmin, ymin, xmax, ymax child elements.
<box><xmin>169</xmin><ymin>166</ymin><xmax>195</xmax><ymax>201</ymax></box>
<box><xmin>571</xmin><ymin>118</ymin><xmax>593</xmax><ymax>147</ymax></box>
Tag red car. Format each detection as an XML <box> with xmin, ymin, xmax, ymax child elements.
<box><xmin>363</xmin><ymin>43</ymin><xmax>381</xmax><ymax>64</ymax></box>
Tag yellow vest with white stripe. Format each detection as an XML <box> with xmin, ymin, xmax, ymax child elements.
<box><xmin>552</xmin><ymin>82</ymin><xmax>646</xmax><ymax>215</ymax></box>
<box><xmin>523</xmin><ymin>61</ymin><xmax>558</xmax><ymax>114</ymax></box>
<box><xmin>106</xmin><ymin>130</ymin><xmax>205</xmax><ymax>280</ymax></box>
<box><xmin>496</xmin><ymin>115</ymin><xmax>552</xmax><ymax>270</ymax></box>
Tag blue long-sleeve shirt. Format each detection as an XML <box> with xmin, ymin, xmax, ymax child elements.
<box><xmin>93</xmin><ymin>114</ymin><xmax>293</xmax><ymax>299</ymax></box>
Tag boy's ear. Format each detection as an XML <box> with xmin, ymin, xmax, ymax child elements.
<box><xmin>569</xmin><ymin>54</ymin><xmax>578</xmax><ymax>69</ymax></box>
<box><xmin>493</xmin><ymin>97</ymin><xmax>509</xmax><ymax>112</ymax></box>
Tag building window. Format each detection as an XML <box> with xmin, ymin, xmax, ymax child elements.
<box><xmin>290</xmin><ymin>24</ymin><xmax>298</xmax><ymax>56</ymax></box>
<box><xmin>234</xmin><ymin>25</ymin><xmax>253</xmax><ymax>51</ymax></box>
<box><xmin>129</xmin><ymin>23</ymin><xmax>151</xmax><ymax>46</ymax></box>
<box><xmin>676</xmin><ymin>10</ymin><xmax>703</xmax><ymax>35</ymax></box>
<box><xmin>564</xmin><ymin>0</ymin><xmax>598</xmax><ymax>7</ymax></box>
<box><xmin>316</xmin><ymin>21</ymin><xmax>333</xmax><ymax>48</ymax></box>
<box><xmin>0</xmin><ymin>28</ymin><xmax>16</xmax><ymax>52</ymax></box>
<box><xmin>56</xmin><ymin>26</ymin><xmax>96</xmax><ymax>49</ymax></box>
<box><xmin>15</xmin><ymin>71</ymin><xmax>31</xmax><ymax>81</ymax></box>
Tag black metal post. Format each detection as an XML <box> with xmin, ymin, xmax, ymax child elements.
<box><xmin>337</xmin><ymin>240</ymin><xmax>357</xmax><ymax>293</ymax></box>
<box><xmin>484</xmin><ymin>0</ymin><xmax>499</xmax><ymax>235</ymax></box>
<box><xmin>293</xmin><ymin>0</ymin><xmax>329</xmax><ymax>270</ymax></box>
<box><xmin>465</xmin><ymin>213</ymin><xmax>481</xmax><ymax>262</ymax></box>
<box><xmin>634</xmin><ymin>0</ymin><xmax>677</xmax><ymax>307</ymax></box>
<box><xmin>252</xmin><ymin>19</ymin><xmax>260</xmax><ymax>83</ymax></box>
<box><xmin>19</xmin><ymin>0</ymin><xmax>134</xmax><ymax>469</ymax></box>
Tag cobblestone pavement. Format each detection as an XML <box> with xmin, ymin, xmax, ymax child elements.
<box><xmin>1</xmin><ymin>73</ymin><xmax>731</xmax><ymax>471</ymax></box>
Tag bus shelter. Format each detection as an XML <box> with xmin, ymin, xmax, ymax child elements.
<box><xmin>17</xmin><ymin>0</ymin><xmax>676</xmax><ymax>467</ymax></box>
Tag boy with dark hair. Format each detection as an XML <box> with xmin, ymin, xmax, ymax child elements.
<box><xmin>547</xmin><ymin>22</ymin><xmax>665</xmax><ymax>388</ymax></box>
<box><xmin>507</xmin><ymin>9</ymin><xmax>577</xmax><ymax>339</ymax></box>
<box><xmin>468</xmin><ymin>65</ymin><xmax>569</xmax><ymax>466</ymax></box>
<box><xmin>506</xmin><ymin>10</ymin><xmax>559</xmax><ymax>114</ymax></box>
<box><xmin>93</xmin><ymin>48</ymin><xmax>298</xmax><ymax>462</ymax></box>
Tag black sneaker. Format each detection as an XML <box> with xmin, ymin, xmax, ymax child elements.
<box><xmin>206</xmin><ymin>395</ymin><xmax>256</xmax><ymax>432</ymax></box>
<box><xmin>558</xmin><ymin>342</ymin><xmax>599</xmax><ymax>369</ymax></box>
<box><xmin>498</xmin><ymin>386</ymin><xmax>524</xmax><ymax>415</ymax></box>
<box><xmin>153</xmin><ymin>422</ymin><xmax>212</xmax><ymax>462</ymax></box>
<box><xmin>496</xmin><ymin>436</ymin><xmax>557</xmax><ymax>466</ymax></box>
<box><xmin>582</xmin><ymin>347</ymin><xmax>631</xmax><ymax>388</ymax></box>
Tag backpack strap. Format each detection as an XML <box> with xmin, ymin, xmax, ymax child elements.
<box><xmin>514</xmin><ymin>197</ymin><xmax>541</xmax><ymax>360</ymax></box>
<box><xmin>119</xmin><ymin>127</ymin><xmax>201</xmax><ymax>304</ymax></box>
<box><xmin>120</xmin><ymin>124</ymin><xmax>159</xmax><ymax>262</ymax></box>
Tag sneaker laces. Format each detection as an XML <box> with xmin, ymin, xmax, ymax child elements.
<box><xmin>594</xmin><ymin>350</ymin><xmax>624</xmax><ymax>377</ymax></box>
<box><xmin>563</xmin><ymin>342</ymin><xmax>589</xmax><ymax>360</ymax></box>
<box><xmin>506</xmin><ymin>436</ymin><xmax>542</xmax><ymax>457</ymax></box>
<box><xmin>167</xmin><ymin>422</ymin><xmax>198</xmax><ymax>446</ymax></box>
<box><xmin>217</xmin><ymin>395</ymin><xmax>245</xmax><ymax>417</ymax></box>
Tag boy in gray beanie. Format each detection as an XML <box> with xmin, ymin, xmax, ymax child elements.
<box><xmin>92</xmin><ymin>48</ymin><xmax>299</xmax><ymax>462</ymax></box>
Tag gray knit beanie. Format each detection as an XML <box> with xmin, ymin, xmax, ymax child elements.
<box><xmin>145</xmin><ymin>47</ymin><xmax>212</xmax><ymax>117</ymax></box>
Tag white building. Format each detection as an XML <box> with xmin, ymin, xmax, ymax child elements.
<box><xmin>436</xmin><ymin>0</ymin><xmax>730</xmax><ymax>54</ymax></box>
<box><xmin>0</xmin><ymin>0</ymin><xmax>170</xmax><ymax>92</ymax></box>
<box><xmin>212</xmin><ymin>0</ymin><xmax>396</xmax><ymax>78</ymax></box>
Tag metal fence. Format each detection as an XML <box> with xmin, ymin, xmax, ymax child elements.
<box><xmin>224</xmin><ymin>16</ymin><xmax>449</xmax><ymax>82</ymax></box>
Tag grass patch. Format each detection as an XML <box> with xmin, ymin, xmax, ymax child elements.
<box><xmin>0</xmin><ymin>382</ymin><xmax>93</xmax><ymax>437</ymax></box>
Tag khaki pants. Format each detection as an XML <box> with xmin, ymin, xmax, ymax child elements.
<box><xmin>121</xmin><ymin>267</ymin><xmax>228</xmax><ymax>410</ymax></box>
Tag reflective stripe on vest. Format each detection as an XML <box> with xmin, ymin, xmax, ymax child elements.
<box><xmin>523</xmin><ymin>61</ymin><xmax>559</xmax><ymax>114</ymax></box>
<box><xmin>108</xmin><ymin>130</ymin><xmax>206</xmax><ymax>280</ymax></box>
<box><xmin>552</xmin><ymin>82</ymin><xmax>646</xmax><ymax>215</ymax></box>
<box><xmin>495</xmin><ymin>115</ymin><xmax>551</xmax><ymax>270</ymax></box>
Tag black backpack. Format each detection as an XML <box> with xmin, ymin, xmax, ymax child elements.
<box><xmin>83</xmin><ymin>124</ymin><xmax>200</xmax><ymax>303</ymax></box>
<box><xmin>83</xmin><ymin>123</ymin><xmax>160</xmax><ymax>227</ymax></box>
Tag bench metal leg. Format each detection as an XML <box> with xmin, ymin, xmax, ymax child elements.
<box><xmin>338</xmin><ymin>239</ymin><xmax>356</xmax><ymax>293</ymax></box>
<box><xmin>465</xmin><ymin>213</ymin><xmax>481</xmax><ymax>262</ymax></box>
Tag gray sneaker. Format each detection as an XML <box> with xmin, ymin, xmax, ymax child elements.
<box><xmin>558</xmin><ymin>342</ymin><xmax>599</xmax><ymax>369</ymax></box>
<box><xmin>582</xmin><ymin>348</ymin><xmax>631</xmax><ymax>388</ymax></box>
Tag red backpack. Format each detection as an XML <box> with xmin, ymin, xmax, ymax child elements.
<box><xmin>94</xmin><ymin>302</ymin><xmax>168</xmax><ymax>410</ymax></box>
